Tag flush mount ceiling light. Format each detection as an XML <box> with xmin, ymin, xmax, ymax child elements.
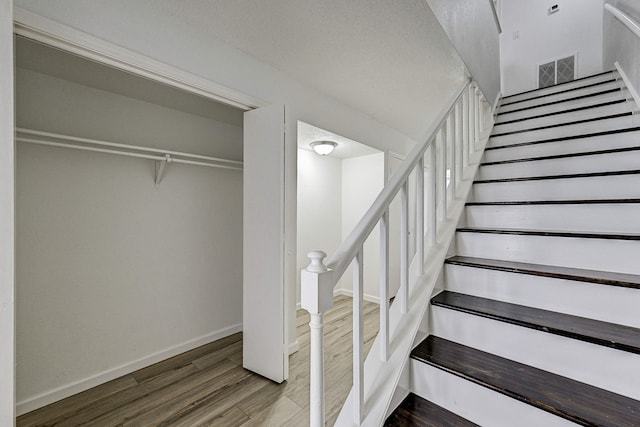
<box><xmin>310</xmin><ymin>141</ymin><xmax>338</xmax><ymax>156</ymax></box>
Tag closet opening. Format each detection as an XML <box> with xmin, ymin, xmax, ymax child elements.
<box><xmin>15</xmin><ymin>36</ymin><xmax>247</xmax><ymax>416</ymax></box>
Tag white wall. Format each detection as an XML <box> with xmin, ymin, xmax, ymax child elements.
<box><xmin>500</xmin><ymin>0</ymin><xmax>605</xmax><ymax>96</ymax></box>
<box><xmin>15</xmin><ymin>68</ymin><xmax>243</xmax><ymax>413</ymax></box>
<box><xmin>427</xmin><ymin>0</ymin><xmax>501</xmax><ymax>103</ymax></box>
<box><xmin>604</xmin><ymin>0</ymin><xmax>640</xmax><ymax>102</ymax></box>
<box><xmin>296</xmin><ymin>149</ymin><xmax>343</xmax><ymax>306</ymax></box>
<box><xmin>339</xmin><ymin>153</ymin><xmax>385</xmax><ymax>301</ymax></box>
<box><xmin>0</xmin><ymin>2</ymin><xmax>15</xmax><ymax>425</ymax></box>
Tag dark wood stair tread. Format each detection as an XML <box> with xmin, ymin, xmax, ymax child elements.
<box><xmin>384</xmin><ymin>393</ymin><xmax>478</xmax><ymax>427</ymax></box>
<box><xmin>411</xmin><ymin>335</ymin><xmax>640</xmax><ymax>426</ymax></box>
<box><xmin>500</xmin><ymin>79</ymin><xmax>619</xmax><ymax>107</ymax></box>
<box><xmin>491</xmin><ymin>112</ymin><xmax>633</xmax><ymax>138</ymax></box>
<box><xmin>467</xmin><ymin>199</ymin><xmax>640</xmax><ymax>205</ymax></box>
<box><xmin>500</xmin><ymin>70</ymin><xmax>615</xmax><ymax>101</ymax></box>
<box><xmin>494</xmin><ymin>99</ymin><xmax>627</xmax><ymax>126</ymax></box>
<box><xmin>496</xmin><ymin>88</ymin><xmax>623</xmax><ymax>116</ymax></box>
<box><xmin>474</xmin><ymin>169</ymin><xmax>640</xmax><ymax>184</ymax></box>
<box><xmin>481</xmin><ymin>145</ymin><xmax>640</xmax><ymax>166</ymax></box>
<box><xmin>456</xmin><ymin>227</ymin><xmax>640</xmax><ymax>241</ymax></box>
<box><xmin>445</xmin><ymin>255</ymin><xmax>640</xmax><ymax>289</ymax></box>
<box><xmin>485</xmin><ymin>127</ymin><xmax>640</xmax><ymax>151</ymax></box>
<box><xmin>431</xmin><ymin>291</ymin><xmax>640</xmax><ymax>354</ymax></box>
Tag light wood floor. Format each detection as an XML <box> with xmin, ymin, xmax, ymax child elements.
<box><xmin>17</xmin><ymin>296</ymin><xmax>379</xmax><ymax>426</ymax></box>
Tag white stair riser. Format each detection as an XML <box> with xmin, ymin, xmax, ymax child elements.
<box><xmin>471</xmin><ymin>174</ymin><xmax>640</xmax><ymax>202</ymax></box>
<box><xmin>456</xmin><ymin>232</ymin><xmax>640</xmax><ymax>275</ymax></box>
<box><xmin>490</xmin><ymin>115</ymin><xmax>640</xmax><ymax>147</ymax></box>
<box><xmin>493</xmin><ymin>102</ymin><xmax>635</xmax><ymax>135</ymax></box>
<box><xmin>465</xmin><ymin>204</ymin><xmax>640</xmax><ymax>234</ymax></box>
<box><xmin>498</xmin><ymin>81</ymin><xmax>623</xmax><ymax>114</ymax></box>
<box><xmin>496</xmin><ymin>91</ymin><xmax>629</xmax><ymax>123</ymax></box>
<box><xmin>501</xmin><ymin>73</ymin><xmax>618</xmax><ymax>105</ymax></box>
<box><xmin>410</xmin><ymin>360</ymin><xmax>578</xmax><ymax>427</ymax></box>
<box><xmin>483</xmin><ymin>131</ymin><xmax>640</xmax><ymax>163</ymax></box>
<box><xmin>430</xmin><ymin>306</ymin><xmax>640</xmax><ymax>400</ymax></box>
<box><xmin>478</xmin><ymin>150</ymin><xmax>640</xmax><ymax>180</ymax></box>
<box><xmin>444</xmin><ymin>263</ymin><xmax>640</xmax><ymax>329</ymax></box>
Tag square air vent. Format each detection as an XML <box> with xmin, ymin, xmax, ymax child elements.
<box><xmin>538</xmin><ymin>55</ymin><xmax>576</xmax><ymax>88</ymax></box>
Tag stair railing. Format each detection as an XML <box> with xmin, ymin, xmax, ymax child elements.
<box><xmin>301</xmin><ymin>78</ymin><xmax>489</xmax><ymax>426</ymax></box>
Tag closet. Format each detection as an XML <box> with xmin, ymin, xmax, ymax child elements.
<box><xmin>15</xmin><ymin>36</ymin><xmax>245</xmax><ymax>414</ymax></box>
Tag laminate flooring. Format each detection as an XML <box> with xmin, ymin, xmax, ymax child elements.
<box><xmin>17</xmin><ymin>296</ymin><xmax>379</xmax><ymax>426</ymax></box>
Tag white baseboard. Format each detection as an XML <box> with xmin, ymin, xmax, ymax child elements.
<box><xmin>16</xmin><ymin>323</ymin><xmax>242</xmax><ymax>416</ymax></box>
<box><xmin>615</xmin><ymin>61</ymin><xmax>640</xmax><ymax>110</ymax></box>
<box><xmin>296</xmin><ymin>301</ymin><xmax>301</xmax><ymax>311</ymax></box>
<box><xmin>491</xmin><ymin>90</ymin><xmax>502</xmax><ymax>116</ymax></box>
<box><xmin>288</xmin><ymin>340</ymin><xmax>300</xmax><ymax>355</ymax></box>
<box><xmin>334</xmin><ymin>288</ymin><xmax>381</xmax><ymax>305</ymax></box>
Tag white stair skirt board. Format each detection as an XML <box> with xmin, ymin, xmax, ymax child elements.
<box><xmin>492</xmin><ymin>102</ymin><xmax>636</xmax><ymax>134</ymax></box>
<box><xmin>502</xmin><ymin>72</ymin><xmax>618</xmax><ymax>105</ymax></box>
<box><xmin>465</xmin><ymin>203</ymin><xmax>640</xmax><ymax>234</ymax></box>
<box><xmin>429</xmin><ymin>306</ymin><xmax>640</xmax><ymax>400</ymax></box>
<box><xmin>410</xmin><ymin>360</ymin><xmax>578</xmax><ymax>427</ymax></box>
<box><xmin>470</xmin><ymin>173</ymin><xmax>640</xmax><ymax>202</ymax></box>
<box><xmin>478</xmin><ymin>149</ymin><xmax>640</xmax><ymax>180</ymax></box>
<box><xmin>456</xmin><ymin>232</ymin><xmax>640</xmax><ymax>275</ymax></box>
<box><xmin>444</xmin><ymin>263</ymin><xmax>640</xmax><ymax>329</ymax></box>
<box><xmin>496</xmin><ymin>90</ymin><xmax>629</xmax><ymax>123</ymax></box>
<box><xmin>483</xmin><ymin>130</ymin><xmax>640</xmax><ymax>163</ymax></box>
<box><xmin>498</xmin><ymin>81</ymin><xmax>623</xmax><ymax>114</ymax></box>
<box><xmin>489</xmin><ymin>115</ymin><xmax>640</xmax><ymax>147</ymax></box>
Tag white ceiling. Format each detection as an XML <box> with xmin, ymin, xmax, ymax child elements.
<box><xmin>298</xmin><ymin>121</ymin><xmax>380</xmax><ymax>160</ymax></box>
<box><xmin>155</xmin><ymin>0</ymin><xmax>468</xmax><ymax>140</ymax></box>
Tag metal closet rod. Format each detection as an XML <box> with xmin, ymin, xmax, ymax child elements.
<box><xmin>15</xmin><ymin>128</ymin><xmax>243</xmax><ymax>171</ymax></box>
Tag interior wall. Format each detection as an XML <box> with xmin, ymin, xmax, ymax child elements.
<box><xmin>500</xmin><ymin>0</ymin><xmax>605</xmax><ymax>96</ymax></box>
<box><xmin>603</xmin><ymin>0</ymin><xmax>640</xmax><ymax>99</ymax></box>
<box><xmin>15</xmin><ymin>68</ymin><xmax>243</xmax><ymax>412</ymax></box>
<box><xmin>0</xmin><ymin>2</ymin><xmax>15</xmax><ymax>425</ymax></box>
<box><xmin>296</xmin><ymin>149</ymin><xmax>342</xmax><ymax>306</ymax></box>
<box><xmin>427</xmin><ymin>0</ymin><xmax>501</xmax><ymax>103</ymax></box>
<box><xmin>339</xmin><ymin>152</ymin><xmax>385</xmax><ymax>301</ymax></box>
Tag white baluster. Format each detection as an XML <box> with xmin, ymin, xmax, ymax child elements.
<box><xmin>301</xmin><ymin>250</ymin><xmax>334</xmax><ymax>427</ymax></box>
<box><xmin>455</xmin><ymin>100</ymin><xmax>463</xmax><ymax>185</ymax></box>
<box><xmin>427</xmin><ymin>143</ymin><xmax>436</xmax><ymax>247</ymax></box>
<box><xmin>416</xmin><ymin>158</ymin><xmax>424</xmax><ymax>277</ymax></box>
<box><xmin>447</xmin><ymin>113</ymin><xmax>455</xmax><ymax>201</ymax></box>
<box><xmin>468</xmin><ymin>84</ymin><xmax>475</xmax><ymax>159</ymax></box>
<box><xmin>353</xmin><ymin>249</ymin><xmax>364</xmax><ymax>425</ymax></box>
<box><xmin>437</xmin><ymin>128</ymin><xmax>447</xmax><ymax>221</ymax></box>
<box><xmin>462</xmin><ymin>89</ymin><xmax>470</xmax><ymax>169</ymax></box>
<box><xmin>379</xmin><ymin>210</ymin><xmax>389</xmax><ymax>361</ymax></box>
<box><xmin>475</xmin><ymin>87</ymin><xmax>481</xmax><ymax>147</ymax></box>
<box><xmin>400</xmin><ymin>180</ymin><xmax>409</xmax><ymax>314</ymax></box>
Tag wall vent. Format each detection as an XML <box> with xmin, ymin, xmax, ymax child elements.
<box><xmin>538</xmin><ymin>55</ymin><xmax>576</xmax><ymax>88</ymax></box>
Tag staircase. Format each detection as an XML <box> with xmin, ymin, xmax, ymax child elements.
<box><xmin>386</xmin><ymin>70</ymin><xmax>640</xmax><ymax>426</ymax></box>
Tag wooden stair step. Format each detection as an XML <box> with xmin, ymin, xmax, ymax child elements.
<box><xmin>384</xmin><ymin>393</ymin><xmax>478</xmax><ymax>427</ymax></box>
<box><xmin>456</xmin><ymin>227</ymin><xmax>640</xmax><ymax>241</ymax></box>
<box><xmin>431</xmin><ymin>291</ymin><xmax>640</xmax><ymax>354</ymax></box>
<box><xmin>411</xmin><ymin>335</ymin><xmax>640</xmax><ymax>426</ymax></box>
<box><xmin>500</xmin><ymin>70</ymin><xmax>616</xmax><ymax>102</ymax></box>
<box><xmin>500</xmin><ymin>79</ymin><xmax>619</xmax><ymax>107</ymax></box>
<box><xmin>495</xmin><ymin>99</ymin><xmax>627</xmax><ymax>126</ymax></box>
<box><xmin>491</xmin><ymin>112</ymin><xmax>633</xmax><ymax>138</ymax></box>
<box><xmin>474</xmin><ymin>169</ymin><xmax>640</xmax><ymax>184</ymax></box>
<box><xmin>485</xmin><ymin>127</ymin><xmax>640</xmax><ymax>151</ymax></box>
<box><xmin>445</xmin><ymin>255</ymin><xmax>640</xmax><ymax>289</ymax></box>
<box><xmin>481</xmin><ymin>145</ymin><xmax>640</xmax><ymax>166</ymax></box>
<box><xmin>497</xmin><ymin>88</ymin><xmax>623</xmax><ymax>115</ymax></box>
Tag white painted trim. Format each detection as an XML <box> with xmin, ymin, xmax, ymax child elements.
<box><xmin>16</xmin><ymin>323</ymin><xmax>242</xmax><ymax>416</ymax></box>
<box><xmin>333</xmin><ymin>288</ymin><xmax>381</xmax><ymax>305</ymax></box>
<box><xmin>12</xmin><ymin>7</ymin><xmax>267</xmax><ymax>111</ymax></box>
<box><xmin>615</xmin><ymin>61</ymin><xmax>640</xmax><ymax>110</ymax></box>
<box><xmin>289</xmin><ymin>340</ymin><xmax>300</xmax><ymax>355</ymax></box>
<box><xmin>605</xmin><ymin>3</ymin><xmax>640</xmax><ymax>39</ymax></box>
<box><xmin>296</xmin><ymin>301</ymin><xmax>302</xmax><ymax>311</ymax></box>
<box><xmin>491</xmin><ymin>91</ymin><xmax>502</xmax><ymax>116</ymax></box>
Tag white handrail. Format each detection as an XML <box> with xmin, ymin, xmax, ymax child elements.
<box><xmin>325</xmin><ymin>79</ymin><xmax>472</xmax><ymax>282</ymax></box>
<box><xmin>301</xmin><ymin>77</ymin><xmax>489</xmax><ymax>427</ymax></box>
<box><xmin>605</xmin><ymin>3</ymin><xmax>640</xmax><ymax>39</ymax></box>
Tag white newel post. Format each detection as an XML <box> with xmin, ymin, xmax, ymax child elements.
<box><xmin>301</xmin><ymin>250</ymin><xmax>334</xmax><ymax>427</ymax></box>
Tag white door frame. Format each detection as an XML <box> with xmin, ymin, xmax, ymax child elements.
<box><xmin>7</xmin><ymin>7</ymin><xmax>286</xmax><ymax>422</ymax></box>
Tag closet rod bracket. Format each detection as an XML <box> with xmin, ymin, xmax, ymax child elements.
<box><xmin>155</xmin><ymin>154</ymin><xmax>172</xmax><ymax>185</ymax></box>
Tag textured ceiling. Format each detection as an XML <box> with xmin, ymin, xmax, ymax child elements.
<box><xmin>156</xmin><ymin>0</ymin><xmax>468</xmax><ymax>140</ymax></box>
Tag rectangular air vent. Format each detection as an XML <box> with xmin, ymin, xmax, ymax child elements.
<box><xmin>538</xmin><ymin>55</ymin><xmax>576</xmax><ymax>88</ymax></box>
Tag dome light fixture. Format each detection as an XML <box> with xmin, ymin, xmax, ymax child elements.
<box><xmin>310</xmin><ymin>140</ymin><xmax>338</xmax><ymax>156</ymax></box>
